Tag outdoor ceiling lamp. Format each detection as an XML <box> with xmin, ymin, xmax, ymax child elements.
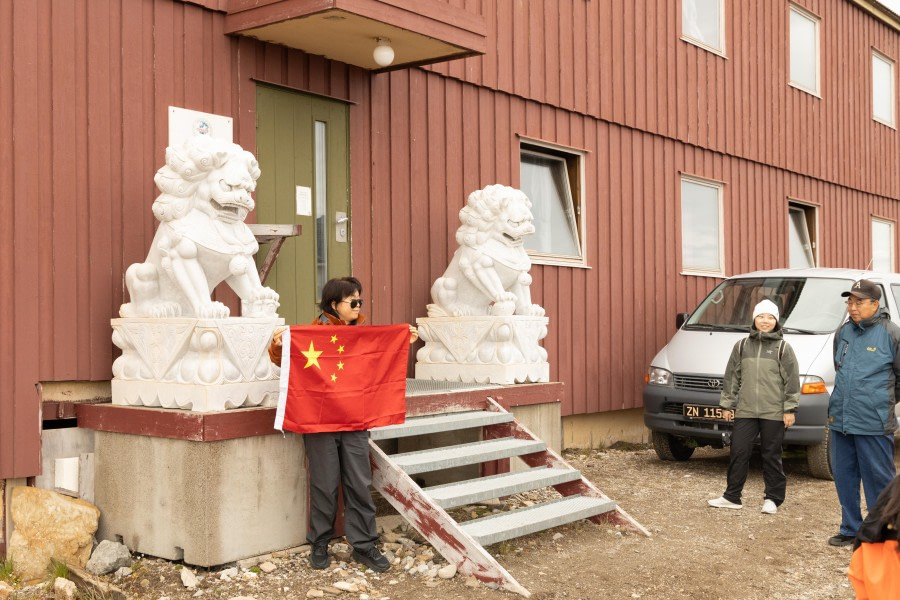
<box><xmin>373</xmin><ymin>38</ymin><xmax>394</xmax><ymax>67</ymax></box>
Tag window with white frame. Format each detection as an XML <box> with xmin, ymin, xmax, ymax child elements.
<box><xmin>519</xmin><ymin>142</ymin><xmax>585</xmax><ymax>265</ymax></box>
<box><xmin>872</xmin><ymin>218</ymin><xmax>895</xmax><ymax>273</ymax></box>
<box><xmin>873</xmin><ymin>50</ymin><xmax>895</xmax><ymax>127</ymax></box>
<box><xmin>681</xmin><ymin>0</ymin><xmax>725</xmax><ymax>54</ymax></box>
<box><xmin>680</xmin><ymin>176</ymin><xmax>724</xmax><ymax>275</ymax></box>
<box><xmin>789</xmin><ymin>4</ymin><xmax>820</xmax><ymax>95</ymax></box>
<box><xmin>788</xmin><ymin>202</ymin><xmax>817</xmax><ymax>268</ymax></box>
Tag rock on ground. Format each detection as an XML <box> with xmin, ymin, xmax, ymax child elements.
<box><xmin>52</xmin><ymin>577</ymin><xmax>77</xmax><ymax>600</ymax></box>
<box><xmin>86</xmin><ymin>539</ymin><xmax>133</xmax><ymax>575</ymax></box>
<box><xmin>8</xmin><ymin>487</ymin><xmax>100</xmax><ymax>581</ymax></box>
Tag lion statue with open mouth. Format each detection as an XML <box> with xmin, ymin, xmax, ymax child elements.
<box><xmin>428</xmin><ymin>184</ymin><xmax>545</xmax><ymax>317</ymax></box>
<box><xmin>119</xmin><ymin>134</ymin><xmax>279</xmax><ymax>319</ymax></box>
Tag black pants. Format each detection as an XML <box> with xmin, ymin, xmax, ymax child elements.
<box><xmin>723</xmin><ymin>417</ymin><xmax>786</xmax><ymax>506</ymax></box>
<box><xmin>303</xmin><ymin>430</ymin><xmax>379</xmax><ymax>551</ymax></box>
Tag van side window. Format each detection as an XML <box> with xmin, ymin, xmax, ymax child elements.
<box><xmin>891</xmin><ymin>285</ymin><xmax>900</xmax><ymax>321</ymax></box>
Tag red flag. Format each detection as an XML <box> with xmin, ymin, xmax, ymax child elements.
<box><xmin>274</xmin><ymin>324</ymin><xmax>409</xmax><ymax>434</ymax></box>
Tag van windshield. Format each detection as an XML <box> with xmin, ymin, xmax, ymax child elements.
<box><xmin>684</xmin><ymin>277</ymin><xmax>851</xmax><ymax>333</ymax></box>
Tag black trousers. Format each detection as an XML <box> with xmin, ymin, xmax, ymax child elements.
<box><xmin>723</xmin><ymin>417</ymin><xmax>787</xmax><ymax>506</ymax></box>
<box><xmin>303</xmin><ymin>430</ymin><xmax>379</xmax><ymax>550</ymax></box>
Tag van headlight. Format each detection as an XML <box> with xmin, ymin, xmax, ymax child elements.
<box><xmin>800</xmin><ymin>375</ymin><xmax>827</xmax><ymax>395</ymax></box>
<box><xmin>646</xmin><ymin>367</ymin><xmax>673</xmax><ymax>387</ymax></box>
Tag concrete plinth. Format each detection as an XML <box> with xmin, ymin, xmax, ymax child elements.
<box><xmin>80</xmin><ymin>406</ymin><xmax>306</xmax><ymax>567</ymax></box>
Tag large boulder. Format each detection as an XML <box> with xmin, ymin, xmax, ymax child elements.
<box><xmin>7</xmin><ymin>487</ymin><xmax>100</xmax><ymax>581</ymax></box>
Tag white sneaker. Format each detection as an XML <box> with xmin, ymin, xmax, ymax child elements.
<box><xmin>761</xmin><ymin>499</ymin><xmax>777</xmax><ymax>514</ymax></box>
<box><xmin>707</xmin><ymin>496</ymin><xmax>742</xmax><ymax>509</ymax></box>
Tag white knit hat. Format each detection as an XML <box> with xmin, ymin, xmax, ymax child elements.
<box><xmin>752</xmin><ymin>299</ymin><xmax>780</xmax><ymax>322</ymax></box>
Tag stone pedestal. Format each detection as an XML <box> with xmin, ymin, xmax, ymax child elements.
<box><xmin>78</xmin><ymin>405</ymin><xmax>307</xmax><ymax>567</ymax></box>
<box><xmin>414</xmin><ymin>316</ymin><xmax>549</xmax><ymax>384</ymax></box>
<box><xmin>111</xmin><ymin>317</ymin><xmax>283</xmax><ymax>412</ymax></box>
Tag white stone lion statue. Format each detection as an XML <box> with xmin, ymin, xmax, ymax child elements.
<box><xmin>120</xmin><ymin>134</ymin><xmax>279</xmax><ymax>319</ymax></box>
<box><xmin>427</xmin><ymin>184</ymin><xmax>545</xmax><ymax>317</ymax></box>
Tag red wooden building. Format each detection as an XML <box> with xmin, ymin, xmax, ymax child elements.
<box><xmin>3</xmin><ymin>0</ymin><xmax>900</xmax><ymax>554</ymax></box>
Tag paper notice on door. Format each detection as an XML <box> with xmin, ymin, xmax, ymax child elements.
<box><xmin>296</xmin><ymin>186</ymin><xmax>312</xmax><ymax>216</ymax></box>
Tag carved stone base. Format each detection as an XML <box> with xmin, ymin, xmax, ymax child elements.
<box><xmin>414</xmin><ymin>316</ymin><xmax>549</xmax><ymax>385</ymax></box>
<box><xmin>111</xmin><ymin>317</ymin><xmax>283</xmax><ymax>412</ymax></box>
<box><xmin>111</xmin><ymin>380</ymin><xmax>279</xmax><ymax>412</ymax></box>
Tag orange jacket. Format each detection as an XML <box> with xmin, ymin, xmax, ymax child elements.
<box><xmin>848</xmin><ymin>539</ymin><xmax>900</xmax><ymax>600</ymax></box>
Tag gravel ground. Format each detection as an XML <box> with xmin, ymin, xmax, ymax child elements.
<box><xmin>9</xmin><ymin>443</ymin><xmax>899</xmax><ymax>600</ymax></box>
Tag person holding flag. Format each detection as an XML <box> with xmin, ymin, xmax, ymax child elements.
<box><xmin>268</xmin><ymin>276</ymin><xmax>418</xmax><ymax>573</ymax></box>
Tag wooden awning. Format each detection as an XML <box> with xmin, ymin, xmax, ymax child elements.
<box><xmin>224</xmin><ymin>0</ymin><xmax>487</xmax><ymax>71</ymax></box>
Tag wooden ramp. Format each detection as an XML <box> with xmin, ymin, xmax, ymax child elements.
<box><xmin>369</xmin><ymin>396</ymin><xmax>649</xmax><ymax>597</ymax></box>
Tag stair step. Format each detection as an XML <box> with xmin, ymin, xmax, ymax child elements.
<box><xmin>370</xmin><ymin>410</ymin><xmax>514</xmax><ymax>440</ymax></box>
<box><xmin>424</xmin><ymin>467</ymin><xmax>582</xmax><ymax>509</ymax></box>
<box><xmin>390</xmin><ymin>437</ymin><xmax>546</xmax><ymax>475</ymax></box>
<box><xmin>459</xmin><ymin>495</ymin><xmax>617</xmax><ymax>546</ymax></box>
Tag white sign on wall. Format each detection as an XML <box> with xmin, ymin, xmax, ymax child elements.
<box><xmin>168</xmin><ymin>106</ymin><xmax>233</xmax><ymax>148</ymax></box>
<box><xmin>295</xmin><ymin>186</ymin><xmax>312</xmax><ymax>216</ymax></box>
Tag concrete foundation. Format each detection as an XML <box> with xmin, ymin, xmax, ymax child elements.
<box><xmin>93</xmin><ymin>430</ymin><xmax>307</xmax><ymax>567</ymax></box>
<box><xmin>34</xmin><ymin>428</ymin><xmax>96</xmax><ymax>502</ymax></box>
<box><xmin>562</xmin><ymin>408</ymin><xmax>647</xmax><ymax>449</ymax></box>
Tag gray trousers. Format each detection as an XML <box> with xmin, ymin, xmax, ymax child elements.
<box><xmin>303</xmin><ymin>430</ymin><xmax>379</xmax><ymax>550</ymax></box>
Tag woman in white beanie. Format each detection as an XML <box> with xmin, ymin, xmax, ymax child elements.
<box><xmin>708</xmin><ymin>298</ymin><xmax>801</xmax><ymax>514</ymax></box>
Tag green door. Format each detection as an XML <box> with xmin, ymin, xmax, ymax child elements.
<box><xmin>255</xmin><ymin>85</ymin><xmax>351</xmax><ymax>325</ymax></box>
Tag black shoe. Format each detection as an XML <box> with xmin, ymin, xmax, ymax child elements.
<box><xmin>828</xmin><ymin>534</ymin><xmax>855</xmax><ymax>547</ymax></box>
<box><xmin>351</xmin><ymin>546</ymin><xmax>390</xmax><ymax>572</ymax></box>
<box><xmin>309</xmin><ymin>544</ymin><xmax>330</xmax><ymax>569</ymax></box>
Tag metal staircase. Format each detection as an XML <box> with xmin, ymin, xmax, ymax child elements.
<box><xmin>369</xmin><ymin>396</ymin><xmax>649</xmax><ymax>598</ymax></box>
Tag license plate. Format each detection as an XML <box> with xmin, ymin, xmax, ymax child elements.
<box><xmin>683</xmin><ymin>404</ymin><xmax>734</xmax><ymax>422</ymax></box>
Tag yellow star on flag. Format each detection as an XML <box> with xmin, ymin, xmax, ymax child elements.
<box><xmin>331</xmin><ymin>373</ymin><xmax>337</xmax><ymax>383</ymax></box>
<box><xmin>301</xmin><ymin>341</ymin><xmax>323</xmax><ymax>369</ymax></box>
<box><xmin>330</xmin><ymin>335</ymin><xmax>338</xmax><ymax>343</ymax></box>
<box><xmin>337</xmin><ymin>345</ymin><xmax>345</xmax><ymax>354</ymax></box>
<box><xmin>337</xmin><ymin>361</ymin><xmax>344</xmax><ymax>370</ymax></box>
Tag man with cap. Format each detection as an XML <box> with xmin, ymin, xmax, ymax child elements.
<box><xmin>827</xmin><ymin>279</ymin><xmax>900</xmax><ymax>547</ymax></box>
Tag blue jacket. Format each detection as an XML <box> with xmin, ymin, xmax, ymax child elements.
<box><xmin>830</xmin><ymin>309</ymin><xmax>900</xmax><ymax>436</ymax></box>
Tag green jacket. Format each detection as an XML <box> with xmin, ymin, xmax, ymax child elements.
<box><xmin>719</xmin><ymin>328</ymin><xmax>800</xmax><ymax>420</ymax></box>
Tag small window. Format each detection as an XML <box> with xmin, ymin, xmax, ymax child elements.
<box><xmin>789</xmin><ymin>4</ymin><xmax>820</xmax><ymax>95</ymax></box>
<box><xmin>519</xmin><ymin>142</ymin><xmax>585</xmax><ymax>266</ymax></box>
<box><xmin>873</xmin><ymin>50</ymin><xmax>896</xmax><ymax>127</ymax></box>
<box><xmin>681</xmin><ymin>0</ymin><xmax>725</xmax><ymax>54</ymax></box>
<box><xmin>788</xmin><ymin>202</ymin><xmax>817</xmax><ymax>268</ymax></box>
<box><xmin>680</xmin><ymin>176</ymin><xmax>724</xmax><ymax>276</ymax></box>
<box><xmin>872</xmin><ymin>218</ymin><xmax>895</xmax><ymax>273</ymax></box>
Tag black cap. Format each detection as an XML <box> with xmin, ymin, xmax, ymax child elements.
<box><xmin>841</xmin><ymin>279</ymin><xmax>882</xmax><ymax>301</ymax></box>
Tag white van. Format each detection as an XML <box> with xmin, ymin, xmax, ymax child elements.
<box><xmin>643</xmin><ymin>268</ymin><xmax>900</xmax><ymax>480</ymax></box>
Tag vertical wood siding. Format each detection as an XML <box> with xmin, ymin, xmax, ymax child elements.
<box><xmin>3</xmin><ymin>0</ymin><xmax>899</xmax><ymax>477</ymax></box>
<box><xmin>0</xmin><ymin>0</ymin><xmax>363</xmax><ymax>478</ymax></box>
<box><xmin>427</xmin><ymin>0</ymin><xmax>900</xmax><ymax>199</ymax></box>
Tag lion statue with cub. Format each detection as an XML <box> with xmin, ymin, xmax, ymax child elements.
<box><xmin>428</xmin><ymin>184</ymin><xmax>545</xmax><ymax>318</ymax></box>
<box><xmin>120</xmin><ymin>134</ymin><xmax>279</xmax><ymax>319</ymax></box>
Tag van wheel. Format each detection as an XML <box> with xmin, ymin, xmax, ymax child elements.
<box><xmin>651</xmin><ymin>431</ymin><xmax>695</xmax><ymax>461</ymax></box>
<box><xmin>806</xmin><ymin>429</ymin><xmax>833</xmax><ymax>480</ymax></box>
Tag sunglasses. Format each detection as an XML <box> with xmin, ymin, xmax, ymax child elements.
<box><xmin>340</xmin><ymin>299</ymin><xmax>363</xmax><ymax>309</ymax></box>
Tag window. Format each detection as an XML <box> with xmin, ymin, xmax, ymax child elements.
<box><xmin>873</xmin><ymin>50</ymin><xmax>895</xmax><ymax>127</ymax></box>
<box><xmin>872</xmin><ymin>218</ymin><xmax>895</xmax><ymax>273</ymax></box>
<box><xmin>788</xmin><ymin>202</ymin><xmax>817</xmax><ymax>268</ymax></box>
<box><xmin>680</xmin><ymin>176</ymin><xmax>724</xmax><ymax>275</ymax></box>
<box><xmin>789</xmin><ymin>4</ymin><xmax>820</xmax><ymax>95</ymax></box>
<box><xmin>519</xmin><ymin>141</ymin><xmax>585</xmax><ymax>266</ymax></box>
<box><xmin>681</xmin><ymin>0</ymin><xmax>725</xmax><ymax>54</ymax></box>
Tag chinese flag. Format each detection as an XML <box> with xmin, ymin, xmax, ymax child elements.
<box><xmin>274</xmin><ymin>325</ymin><xmax>410</xmax><ymax>434</ymax></box>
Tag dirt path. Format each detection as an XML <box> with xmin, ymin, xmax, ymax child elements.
<box><xmin>13</xmin><ymin>445</ymin><xmax>898</xmax><ymax>600</ymax></box>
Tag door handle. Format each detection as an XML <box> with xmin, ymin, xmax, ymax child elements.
<box><xmin>335</xmin><ymin>212</ymin><xmax>348</xmax><ymax>243</ymax></box>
